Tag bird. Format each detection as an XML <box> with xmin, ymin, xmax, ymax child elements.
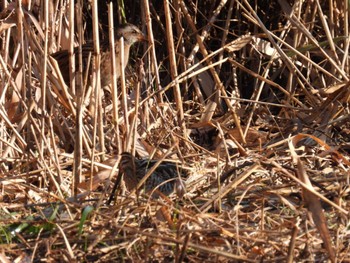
<box><xmin>52</xmin><ymin>23</ymin><xmax>146</xmax><ymax>87</ymax></box>
<box><xmin>108</xmin><ymin>152</ymin><xmax>186</xmax><ymax>204</ymax></box>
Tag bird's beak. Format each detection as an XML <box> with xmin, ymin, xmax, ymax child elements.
<box><xmin>139</xmin><ymin>34</ymin><xmax>148</xmax><ymax>42</ymax></box>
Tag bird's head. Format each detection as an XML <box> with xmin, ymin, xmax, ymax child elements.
<box><xmin>117</xmin><ymin>23</ymin><xmax>147</xmax><ymax>45</ymax></box>
<box><xmin>119</xmin><ymin>152</ymin><xmax>136</xmax><ymax>173</ymax></box>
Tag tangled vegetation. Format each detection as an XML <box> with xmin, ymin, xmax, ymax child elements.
<box><xmin>0</xmin><ymin>0</ymin><xmax>349</xmax><ymax>262</ymax></box>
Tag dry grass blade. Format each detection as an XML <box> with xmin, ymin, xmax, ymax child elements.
<box><xmin>200</xmin><ymin>163</ymin><xmax>261</xmax><ymax>212</ymax></box>
<box><xmin>268</xmin><ymin>159</ymin><xmax>348</xmax><ymax>215</ymax></box>
<box><xmin>164</xmin><ymin>0</ymin><xmax>185</xmax><ymax>134</ymax></box>
<box><xmin>225</xmin><ymin>34</ymin><xmax>252</xmax><ymax>52</ymax></box>
<box><xmin>289</xmin><ymin>137</ymin><xmax>336</xmax><ymax>262</ymax></box>
<box><xmin>286</xmin><ymin>221</ymin><xmax>299</xmax><ymax>263</ymax></box>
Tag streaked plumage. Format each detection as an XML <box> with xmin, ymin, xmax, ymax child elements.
<box><xmin>52</xmin><ymin>23</ymin><xmax>146</xmax><ymax>87</ymax></box>
<box><xmin>108</xmin><ymin>152</ymin><xmax>186</xmax><ymax>203</ymax></box>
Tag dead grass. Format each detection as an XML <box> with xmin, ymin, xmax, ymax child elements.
<box><xmin>0</xmin><ymin>0</ymin><xmax>350</xmax><ymax>262</ymax></box>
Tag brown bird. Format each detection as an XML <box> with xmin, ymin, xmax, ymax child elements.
<box><xmin>108</xmin><ymin>152</ymin><xmax>186</xmax><ymax>203</ymax></box>
<box><xmin>52</xmin><ymin>23</ymin><xmax>146</xmax><ymax>87</ymax></box>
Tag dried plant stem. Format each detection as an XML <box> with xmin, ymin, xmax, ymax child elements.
<box><xmin>108</xmin><ymin>3</ymin><xmax>120</xmax><ymax>153</ymax></box>
<box><xmin>163</xmin><ymin>0</ymin><xmax>186</xmax><ymax>135</ymax></box>
<box><xmin>180</xmin><ymin>1</ymin><xmax>245</xmax><ymax>143</ymax></box>
<box><xmin>142</xmin><ymin>0</ymin><xmax>163</xmax><ymax>103</ymax></box>
<box><xmin>73</xmin><ymin>1</ymin><xmax>83</xmax><ymax>198</ymax></box>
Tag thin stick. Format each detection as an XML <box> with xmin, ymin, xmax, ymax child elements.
<box><xmin>108</xmin><ymin>3</ymin><xmax>121</xmax><ymax>153</ymax></box>
<box><xmin>164</xmin><ymin>0</ymin><xmax>186</xmax><ymax>136</ymax></box>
